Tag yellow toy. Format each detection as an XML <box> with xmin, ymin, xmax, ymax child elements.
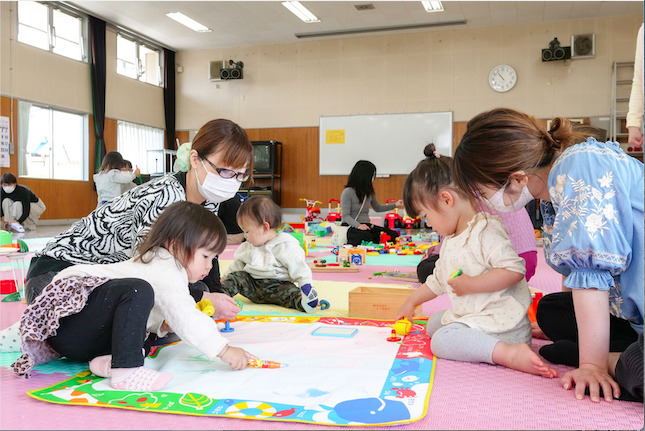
<box><xmin>196</xmin><ymin>298</ymin><xmax>215</xmax><ymax>316</ymax></box>
<box><xmin>393</xmin><ymin>317</ymin><xmax>412</xmax><ymax>335</ymax></box>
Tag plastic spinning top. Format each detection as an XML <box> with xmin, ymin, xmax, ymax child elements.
<box><xmin>220</xmin><ymin>321</ymin><xmax>234</xmax><ymax>333</ymax></box>
<box><xmin>386</xmin><ymin>329</ymin><xmax>402</xmax><ymax>342</ymax></box>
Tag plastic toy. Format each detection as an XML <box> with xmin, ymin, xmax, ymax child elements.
<box><xmin>384</xmin><ymin>199</ymin><xmax>403</xmax><ymax>229</ymax></box>
<box><xmin>326</xmin><ymin>199</ymin><xmax>342</xmax><ymax>222</ymax></box>
<box><xmin>196</xmin><ymin>298</ymin><xmax>215</xmax><ymax>316</ymax></box>
<box><xmin>386</xmin><ymin>329</ymin><xmax>402</xmax><ymax>342</ymax></box>
<box><xmin>221</xmin><ymin>321</ymin><xmax>234</xmax><ymax>332</ymax></box>
<box><xmin>247</xmin><ymin>359</ymin><xmax>287</xmax><ymax>368</ymax></box>
<box><xmin>393</xmin><ymin>317</ymin><xmax>412</xmax><ymax>335</ymax></box>
<box><xmin>450</xmin><ymin>269</ymin><xmax>462</xmax><ymax>279</ymax></box>
<box><xmin>299</xmin><ymin>198</ymin><xmax>323</xmax><ymax>222</ymax></box>
<box><xmin>319</xmin><ymin>299</ymin><xmax>330</xmax><ymax>310</ymax></box>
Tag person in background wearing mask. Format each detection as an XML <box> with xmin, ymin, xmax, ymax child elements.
<box><xmin>24</xmin><ymin>119</ymin><xmax>253</xmax><ymax>324</ymax></box>
<box><xmin>0</xmin><ymin>173</ymin><xmax>46</xmax><ymax>233</ymax></box>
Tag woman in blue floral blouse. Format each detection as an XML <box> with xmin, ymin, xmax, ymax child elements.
<box><xmin>452</xmin><ymin>108</ymin><xmax>643</xmax><ymax>404</ymax></box>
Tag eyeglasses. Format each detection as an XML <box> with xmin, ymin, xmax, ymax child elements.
<box><xmin>202</xmin><ymin>157</ymin><xmax>250</xmax><ymax>182</ymax></box>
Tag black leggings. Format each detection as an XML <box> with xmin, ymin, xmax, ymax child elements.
<box><xmin>345</xmin><ymin>223</ymin><xmax>399</xmax><ymax>246</ymax></box>
<box><xmin>537</xmin><ymin>291</ymin><xmax>643</xmax><ymax>401</ymax></box>
<box><xmin>46</xmin><ymin>278</ymin><xmax>154</xmax><ymax>369</ymax></box>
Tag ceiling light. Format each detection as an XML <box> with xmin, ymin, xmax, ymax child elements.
<box><xmin>282</xmin><ymin>1</ymin><xmax>320</xmax><ymax>23</ymax></box>
<box><xmin>166</xmin><ymin>12</ymin><xmax>212</xmax><ymax>33</ymax></box>
<box><xmin>421</xmin><ymin>1</ymin><xmax>444</xmax><ymax>12</ymax></box>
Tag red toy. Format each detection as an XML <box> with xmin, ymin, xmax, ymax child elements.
<box><xmin>300</xmin><ymin>198</ymin><xmax>323</xmax><ymax>222</ymax></box>
<box><xmin>326</xmin><ymin>199</ymin><xmax>342</xmax><ymax>222</ymax></box>
<box><xmin>384</xmin><ymin>199</ymin><xmax>402</xmax><ymax>229</ymax></box>
<box><xmin>386</xmin><ymin>329</ymin><xmax>402</xmax><ymax>342</ymax></box>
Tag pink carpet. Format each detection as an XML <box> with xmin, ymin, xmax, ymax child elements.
<box><xmin>1</xmin><ymin>246</ymin><xmax>643</xmax><ymax>430</ymax></box>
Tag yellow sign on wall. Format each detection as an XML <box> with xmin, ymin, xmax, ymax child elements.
<box><xmin>325</xmin><ymin>129</ymin><xmax>345</xmax><ymax>144</ymax></box>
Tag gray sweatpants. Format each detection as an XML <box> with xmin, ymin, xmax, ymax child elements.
<box><xmin>426</xmin><ymin>310</ymin><xmax>531</xmax><ymax>364</ymax></box>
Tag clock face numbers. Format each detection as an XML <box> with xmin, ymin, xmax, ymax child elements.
<box><xmin>489</xmin><ymin>65</ymin><xmax>517</xmax><ymax>93</ymax></box>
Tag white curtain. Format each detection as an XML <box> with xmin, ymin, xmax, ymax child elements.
<box><xmin>117</xmin><ymin>121</ymin><xmax>164</xmax><ymax>174</ymax></box>
<box><xmin>17</xmin><ymin>101</ymin><xmax>32</xmax><ymax>176</ymax></box>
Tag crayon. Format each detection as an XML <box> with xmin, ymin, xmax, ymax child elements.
<box><xmin>247</xmin><ymin>359</ymin><xmax>287</xmax><ymax>368</ymax></box>
<box><xmin>450</xmin><ymin>269</ymin><xmax>462</xmax><ymax>279</ymax></box>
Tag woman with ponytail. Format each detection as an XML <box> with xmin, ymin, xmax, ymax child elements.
<box><xmin>453</xmin><ymin>108</ymin><xmax>643</xmax><ymax>403</ymax></box>
<box><xmin>24</xmin><ymin>119</ymin><xmax>253</xmax><ymax>321</ymax></box>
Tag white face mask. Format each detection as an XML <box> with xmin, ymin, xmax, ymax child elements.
<box><xmin>2</xmin><ymin>186</ymin><xmax>15</xmax><ymax>194</ymax></box>
<box><xmin>195</xmin><ymin>159</ymin><xmax>240</xmax><ymax>203</ymax></box>
<box><xmin>483</xmin><ymin>175</ymin><xmax>535</xmax><ymax>213</ymax></box>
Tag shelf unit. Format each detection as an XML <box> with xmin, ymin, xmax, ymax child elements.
<box><xmin>610</xmin><ymin>61</ymin><xmax>643</xmax><ymax>161</ymax></box>
<box><xmin>239</xmin><ymin>141</ymin><xmax>282</xmax><ymax>205</ymax></box>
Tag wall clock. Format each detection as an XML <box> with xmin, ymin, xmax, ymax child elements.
<box><xmin>488</xmin><ymin>65</ymin><xmax>517</xmax><ymax>93</ymax></box>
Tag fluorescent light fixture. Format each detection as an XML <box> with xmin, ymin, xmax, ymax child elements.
<box><xmin>166</xmin><ymin>12</ymin><xmax>212</xmax><ymax>33</ymax></box>
<box><xmin>421</xmin><ymin>1</ymin><xmax>444</xmax><ymax>12</ymax></box>
<box><xmin>282</xmin><ymin>1</ymin><xmax>320</xmax><ymax>23</ymax></box>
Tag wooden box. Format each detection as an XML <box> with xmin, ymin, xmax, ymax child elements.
<box><xmin>348</xmin><ymin>286</ymin><xmax>414</xmax><ymax>319</ymax></box>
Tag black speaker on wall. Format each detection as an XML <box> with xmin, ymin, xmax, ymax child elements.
<box><xmin>220</xmin><ymin>60</ymin><xmax>244</xmax><ymax>80</ymax></box>
<box><xmin>542</xmin><ymin>37</ymin><xmax>571</xmax><ymax>62</ymax></box>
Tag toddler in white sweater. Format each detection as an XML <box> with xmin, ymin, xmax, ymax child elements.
<box><xmin>221</xmin><ymin>195</ymin><xmax>319</xmax><ymax>312</ymax></box>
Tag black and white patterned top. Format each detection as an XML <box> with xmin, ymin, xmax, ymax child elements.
<box><xmin>34</xmin><ymin>171</ymin><xmax>218</xmax><ymax>266</ymax></box>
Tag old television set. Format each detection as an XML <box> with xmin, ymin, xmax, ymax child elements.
<box><xmin>252</xmin><ymin>141</ymin><xmax>281</xmax><ymax>175</ymax></box>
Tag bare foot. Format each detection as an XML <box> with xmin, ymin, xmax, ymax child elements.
<box><xmin>492</xmin><ymin>342</ymin><xmax>558</xmax><ymax>378</ymax></box>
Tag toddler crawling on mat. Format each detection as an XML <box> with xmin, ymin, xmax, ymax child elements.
<box><xmin>220</xmin><ymin>195</ymin><xmax>319</xmax><ymax>312</ymax></box>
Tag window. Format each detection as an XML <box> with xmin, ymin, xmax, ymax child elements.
<box><xmin>18</xmin><ymin>101</ymin><xmax>88</xmax><ymax>181</ymax></box>
<box><xmin>17</xmin><ymin>2</ymin><xmax>87</xmax><ymax>62</ymax></box>
<box><xmin>116</xmin><ymin>33</ymin><xmax>163</xmax><ymax>86</ymax></box>
<box><xmin>117</xmin><ymin>121</ymin><xmax>165</xmax><ymax>174</ymax></box>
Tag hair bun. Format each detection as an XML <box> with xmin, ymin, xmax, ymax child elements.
<box><xmin>423</xmin><ymin>143</ymin><xmax>437</xmax><ymax>158</ymax></box>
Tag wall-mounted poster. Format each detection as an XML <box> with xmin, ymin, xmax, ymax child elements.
<box><xmin>0</xmin><ymin>116</ymin><xmax>9</xmax><ymax>168</ymax></box>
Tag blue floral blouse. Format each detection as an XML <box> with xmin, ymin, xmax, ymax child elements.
<box><xmin>540</xmin><ymin>138</ymin><xmax>644</xmax><ymax>333</ymax></box>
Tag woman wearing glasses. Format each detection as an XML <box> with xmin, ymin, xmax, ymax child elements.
<box><xmin>24</xmin><ymin>119</ymin><xmax>252</xmax><ymax>322</ymax></box>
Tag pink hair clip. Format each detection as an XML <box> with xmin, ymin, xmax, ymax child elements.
<box><xmin>433</xmin><ymin>150</ymin><xmax>440</xmax><ymax>158</ymax></box>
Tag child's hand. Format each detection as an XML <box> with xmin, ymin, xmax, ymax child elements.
<box><xmin>203</xmin><ymin>292</ymin><xmax>241</xmax><ymax>320</ymax></box>
<box><xmin>447</xmin><ymin>273</ymin><xmax>474</xmax><ymax>296</ymax></box>
<box><xmin>395</xmin><ymin>301</ymin><xmax>416</xmax><ymax>322</ymax></box>
<box><xmin>217</xmin><ymin>345</ymin><xmax>257</xmax><ymax>370</ymax></box>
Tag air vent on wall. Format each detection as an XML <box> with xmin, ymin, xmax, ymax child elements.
<box><xmin>208</xmin><ymin>60</ymin><xmax>225</xmax><ymax>81</ymax></box>
<box><xmin>354</xmin><ymin>3</ymin><xmax>375</xmax><ymax>10</ymax></box>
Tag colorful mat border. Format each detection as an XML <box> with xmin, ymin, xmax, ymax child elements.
<box><xmin>27</xmin><ymin>315</ymin><xmax>436</xmax><ymax>427</ymax></box>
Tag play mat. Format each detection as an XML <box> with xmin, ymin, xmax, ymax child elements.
<box><xmin>27</xmin><ymin>316</ymin><xmax>435</xmax><ymax>427</ymax></box>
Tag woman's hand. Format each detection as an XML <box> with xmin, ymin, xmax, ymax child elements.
<box><xmin>202</xmin><ymin>292</ymin><xmax>241</xmax><ymax>320</ymax></box>
<box><xmin>217</xmin><ymin>345</ymin><xmax>257</xmax><ymax>370</ymax></box>
<box><xmin>560</xmin><ymin>363</ymin><xmax>621</xmax><ymax>402</ymax></box>
<box><xmin>357</xmin><ymin>223</ymin><xmax>370</xmax><ymax>231</ymax></box>
<box><xmin>395</xmin><ymin>199</ymin><xmax>404</xmax><ymax>209</ymax></box>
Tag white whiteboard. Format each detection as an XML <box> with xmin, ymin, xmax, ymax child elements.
<box><xmin>319</xmin><ymin>111</ymin><xmax>453</xmax><ymax>176</ymax></box>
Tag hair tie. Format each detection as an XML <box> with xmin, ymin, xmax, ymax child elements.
<box><xmin>548</xmin><ymin>130</ymin><xmax>555</xmax><ymax>139</ymax></box>
<box><xmin>433</xmin><ymin>150</ymin><xmax>440</xmax><ymax>158</ymax></box>
<box><xmin>173</xmin><ymin>142</ymin><xmax>192</xmax><ymax>172</ymax></box>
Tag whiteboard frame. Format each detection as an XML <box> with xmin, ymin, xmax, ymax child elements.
<box><xmin>319</xmin><ymin>111</ymin><xmax>453</xmax><ymax>176</ymax></box>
